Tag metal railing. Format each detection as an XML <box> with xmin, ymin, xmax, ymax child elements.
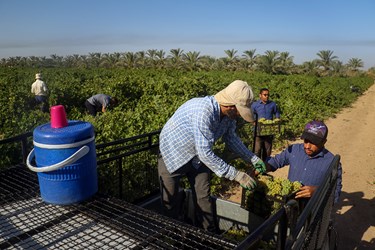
<box><xmin>0</xmin><ymin>131</ymin><xmax>340</xmax><ymax>249</ymax></box>
<box><xmin>286</xmin><ymin>155</ymin><xmax>340</xmax><ymax>250</ymax></box>
<box><xmin>0</xmin><ymin>132</ymin><xmax>33</xmax><ymax>164</ymax></box>
<box><xmin>0</xmin><ymin>130</ymin><xmax>162</xmax><ymax>203</ymax></box>
<box><xmin>95</xmin><ymin>130</ymin><xmax>161</xmax><ymax>202</ymax></box>
<box><xmin>0</xmin><ymin>166</ymin><xmax>237</xmax><ymax>249</ymax></box>
<box><xmin>235</xmin><ymin>155</ymin><xmax>340</xmax><ymax>250</ymax></box>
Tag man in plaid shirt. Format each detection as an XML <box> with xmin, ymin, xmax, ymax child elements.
<box><xmin>159</xmin><ymin>80</ymin><xmax>266</xmax><ymax>232</ymax></box>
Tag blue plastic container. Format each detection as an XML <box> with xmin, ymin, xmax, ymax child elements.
<box><xmin>27</xmin><ymin>120</ymin><xmax>98</xmax><ymax>205</ymax></box>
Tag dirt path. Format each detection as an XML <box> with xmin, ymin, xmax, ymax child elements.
<box><xmin>227</xmin><ymin>83</ymin><xmax>375</xmax><ymax>249</ymax></box>
<box><xmin>326</xmin><ymin>83</ymin><xmax>375</xmax><ymax>249</ymax></box>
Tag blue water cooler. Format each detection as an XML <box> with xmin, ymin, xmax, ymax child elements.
<box><xmin>27</xmin><ymin>119</ymin><xmax>98</xmax><ymax>205</ymax></box>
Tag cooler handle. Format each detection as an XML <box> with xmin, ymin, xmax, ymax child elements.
<box><xmin>26</xmin><ymin>145</ymin><xmax>90</xmax><ymax>173</ymax></box>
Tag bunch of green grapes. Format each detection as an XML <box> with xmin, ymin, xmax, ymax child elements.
<box><xmin>258</xmin><ymin>118</ymin><xmax>273</xmax><ymax>124</ymax></box>
<box><xmin>258</xmin><ymin>118</ymin><xmax>281</xmax><ymax>124</ymax></box>
<box><xmin>246</xmin><ymin>175</ymin><xmax>302</xmax><ymax>217</ymax></box>
<box><xmin>223</xmin><ymin>228</ymin><xmax>248</xmax><ymax>242</ymax></box>
<box><xmin>258</xmin><ymin>175</ymin><xmax>302</xmax><ymax>196</ymax></box>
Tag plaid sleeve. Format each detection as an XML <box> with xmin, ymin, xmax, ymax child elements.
<box><xmin>191</xmin><ymin>102</ymin><xmax>238</xmax><ymax>179</ymax></box>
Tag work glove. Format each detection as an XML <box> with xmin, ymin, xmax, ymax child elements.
<box><xmin>234</xmin><ymin>171</ymin><xmax>257</xmax><ymax>191</ymax></box>
<box><xmin>251</xmin><ymin>155</ymin><xmax>267</xmax><ymax>174</ymax></box>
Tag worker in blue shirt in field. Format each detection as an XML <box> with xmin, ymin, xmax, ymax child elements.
<box><xmin>158</xmin><ymin>80</ymin><xmax>267</xmax><ymax>233</ymax></box>
<box><xmin>251</xmin><ymin>88</ymin><xmax>281</xmax><ymax>161</ymax></box>
<box><xmin>264</xmin><ymin>120</ymin><xmax>342</xmax><ymax>203</ymax></box>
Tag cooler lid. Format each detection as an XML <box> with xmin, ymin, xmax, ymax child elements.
<box><xmin>33</xmin><ymin>120</ymin><xmax>95</xmax><ymax>144</ymax></box>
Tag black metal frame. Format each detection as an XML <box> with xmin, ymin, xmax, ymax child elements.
<box><xmin>95</xmin><ymin>129</ymin><xmax>161</xmax><ymax>201</ymax></box>
<box><xmin>286</xmin><ymin>155</ymin><xmax>340</xmax><ymax>250</ymax></box>
<box><xmin>0</xmin><ymin>130</ymin><xmax>162</xmax><ymax>203</ymax></box>
<box><xmin>1</xmin><ymin>166</ymin><xmax>237</xmax><ymax>249</ymax></box>
<box><xmin>235</xmin><ymin>155</ymin><xmax>340</xmax><ymax>250</ymax></box>
<box><xmin>0</xmin><ymin>131</ymin><xmax>32</xmax><ymax>163</ymax></box>
<box><xmin>1</xmin><ymin>131</ymin><xmax>340</xmax><ymax>249</ymax></box>
<box><xmin>1</xmin><ymin>130</ymin><xmax>239</xmax><ymax>249</ymax></box>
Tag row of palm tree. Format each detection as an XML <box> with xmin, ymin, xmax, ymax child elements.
<box><xmin>0</xmin><ymin>49</ymin><xmax>366</xmax><ymax>76</ymax></box>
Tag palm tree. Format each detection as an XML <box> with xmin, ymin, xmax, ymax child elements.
<box><xmin>79</xmin><ymin>55</ymin><xmax>89</xmax><ymax>68</ymax></box>
<box><xmin>199</xmin><ymin>55</ymin><xmax>217</xmax><ymax>70</ymax></box>
<box><xmin>135</xmin><ymin>51</ymin><xmax>147</xmax><ymax>68</ymax></box>
<box><xmin>50</xmin><ymin>54</ymin><xmax>63</xmax><ymax>67</ymax></box>
<box><xmin>224</xmin><ymin>49</ymin><xmax>238</xmax><ymax>61</ymax></box>
<box><xmin>63</xmin><ymin>55</ymin><xmax>75</xmax><ymax>67</ymax></box>
<box><xmin>168</xmin><ymin>48</ymin><xmax>184</xmax><ymax>69</ymax></box>
<box><xmin>146</xmin><ymin>49</ymin><xmax>157</xmax><ymax>67</ymax></box>
<box><xmin>111</xmin><ymin>52</ymin><xmax>124</xmax><ymax>67</ymax></box>
<box><xmin>123</xmin><ymin>52</ymin><xmax>138</xmax><ymax>68</ymax></box>
<box><xmin>346</xmin><ymin>58</ymin><xmax>364</xmax><ymax>72</ymax></box>
<box><xmin>183</xmin><ymin>51</ymin><xmax>202</xmax><ymax>71</ymax></box>
<box><xmin>0</xmin><ymin>58</ymin><xmax>6</xmax><ymax>66</ymax></box>
<box><xmin>155</xmin><ymin>50</ymin><xmax>166</xmax><ymax>69</ymax></box>
<box><xmin>331</xmin><ymin>60</ymin><xmax>345</xmax><ymax>76</ymax></box>
<box><xmin>28</xmin><ymin>56</ymin><xmax>41</xmax><ymax>67</ymax></box>
<box><xmin>316</xmin><ymin>50</ymin><xmax>338</xmax><ymax>73</ymax></box>
<box><xmin>256</xmin><ymin>50</ymin><xmax>280</xmax><ymax>74</ymax></box>
<box><xmin>278</xmin><ymin>52</ymin><xmax>294</xmax><ymax>74</ymax></box>
<box><xmin>88</xmin><ymin>53</ymin><xmax>102</xmax><ymax>68</ymax></box>
<box><xmin>100</xmin><ymin>53</ymin><xmax>122</xmax><ymax>68</ymax></box>
<box><xmin>242</xmin><ymin>49</ymin><xmax>257</xmax><ymax>70</ymax></box>
<box><xmin>224</xmin><ymin>49</ymin><xmax>238</xmax><ymax>70</ymax></box>
<box><xmin>300</xmin><ymin>60</ymin><xmax>319</xmax><ymax>75</ymax></box>
<box><xmin>211</xmin><ymin>58</ymin><xmax>226</xmax><ymax>70</ymax></box>
<box><xmin>72</xmin><ymin>54</ymin><xmax>81</xmax><ymax>67</ymax></box>
<box><xmin>6</xmin><ymin>57</ymin><xmax>19</xmax><ymax>67</ymax></box>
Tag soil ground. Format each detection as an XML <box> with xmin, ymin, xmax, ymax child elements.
<box><xmin>226</xmin><ymin>83</ymin><xmax>375</xmax><ymax>249</ymax></box>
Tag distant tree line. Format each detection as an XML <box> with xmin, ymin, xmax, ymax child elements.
<box><xmin>0</xmin><ymin>49</ymin><xmax>371</xmax><ymax>77</ymax></box>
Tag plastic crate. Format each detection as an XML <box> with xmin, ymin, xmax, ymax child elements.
<box><xmin>256</xmin><ymin>122</ymin><xmax>281</xmax><ymax>136</ymax></box>
<box><xmin>243</xmin><ymin>175</ymin><xmax>301</xmax><ymax>218</ymax></box>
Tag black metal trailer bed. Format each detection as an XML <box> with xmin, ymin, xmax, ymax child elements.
<box><xmin>0</xmin><ymin>165</ymin><xmax>237</xmax><ymax>249</ymax></box>
<box><xmin>1</xmin><ymin>130</ymin><xmax>341</xmax><ymax>250</ymax></box>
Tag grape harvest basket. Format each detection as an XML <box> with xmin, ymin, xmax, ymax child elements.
<box><xmin>256</xmin><ymin>121</ymin><xmax>282</xmax><ymax>136</ymax></box>
<box><xmin>242</xmin><ymin>174</ymin><xmax>303</xmax><ymax>219</ymax></box>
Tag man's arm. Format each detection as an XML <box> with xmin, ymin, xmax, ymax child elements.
<box><xmin>192</xmin><ymin>114</ymin><xmax>238</xmax><ymax>180</ymax></box>
<box><xmin>101</xmin><ymin>96</ymin><xmax>111</xmax><ymax>113</ymax></box>
<box><xmin>42</xmin><ymin>82</ymin><xmax>48</xmax><ymax>93</ymax></box>
<box><xmin>222</xmin><ymin>122</ymin><xmax>266</xmax><ymax>173</ymax></box>
<box><xmin>266</xmin><ymin>146</ymin><xmax>291</xmax><ymax>171</ymax></box>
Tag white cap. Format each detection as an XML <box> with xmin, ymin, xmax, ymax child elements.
<box><xmin>214</xmin><ymin>80</ymin><xmax>254</xmax><ymax>122</ymax></box>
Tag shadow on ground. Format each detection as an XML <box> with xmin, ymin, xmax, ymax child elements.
<box><xmin>334</xmin><ymin>191</ymin><xmax>375</xmax><ymax>249</ymax></box>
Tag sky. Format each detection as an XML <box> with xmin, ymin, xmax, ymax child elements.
<box><xmin>1</xmin><ymin>0</ymin><xmax>375</xmax><ymax>69</ymax></box>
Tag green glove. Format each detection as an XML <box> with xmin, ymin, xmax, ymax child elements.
<box><xmin>234</xmin><ymin>171</ymin><xmax>257</xmax><ymax>191</ymax></box>
<box><xmin>251</xmin><ymin>155</ymin><xmax>267</xmax><ymax>174</ymax></box>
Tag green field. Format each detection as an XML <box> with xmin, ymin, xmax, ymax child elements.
<box><xmin>0</xmin><ymin>67</ymin><xmax>373</xmax><ymax>173</ymax></box>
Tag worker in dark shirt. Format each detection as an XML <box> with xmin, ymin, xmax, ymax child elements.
<box><xmin>85</xmin><ymin>94</ymin><xmax>117</xmax><ymax>116</ymax></box>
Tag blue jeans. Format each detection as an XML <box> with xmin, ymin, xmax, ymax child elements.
<box><xmin>35</xmin><ymin>95</ymin><xmax>48</xmax><ymax>113</ymax></box>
